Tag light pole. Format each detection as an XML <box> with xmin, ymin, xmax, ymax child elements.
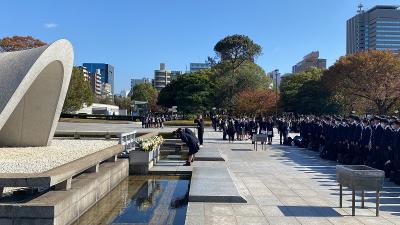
<box><xmin>274</xmin><ymin>69</ymin><xmax>279</xmax><ymax>117</ymax></box>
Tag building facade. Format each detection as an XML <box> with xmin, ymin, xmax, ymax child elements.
<box><xmin>190</xmin><ymin>62</ymin><xmax>210</xmax><ymax>72</ymax></box>
<box><xmin>292</xmin><ymin>51</ymin><xmax>326</xmax><ymax>73</ymax></box>
<box><xmin>83</xmin><ymin>63</ymin><xmax>115</xmax><ymax>95</ymax></box>
<box><xmin>267</xmin><ymin>69</ymin><xmax>281</xmax><ymax>88</ymax></box>
<box><xmin>77</xmin><ymin>66</ymin><xmax>90</xmax><ymax>81</ymax></box>
<box><xmin>131</xmin><ymin>78</ymin><xmax>151</xmax><ymax>90</ymax></box>
<box><xmin>347</xmin><ymin>5</ymin><xmax>400</xmax><ymax>54</ymax></box>
<box><xmin>170</xmin><ymin>71</ymin><xmax>183</xmax><ymax>81</ymax></box>
<box><xmin>153</xmin><ymin>63</ymin><xmax>171</xmax><ymax>91</ymax></box>
<box><xmin>89</xmin><ymin>69</ymin><xmax>102</xmax><ymax>97</ymax></box>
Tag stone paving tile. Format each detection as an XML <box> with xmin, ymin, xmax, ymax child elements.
<box><xmin>327</xmin><ymin>217</ymin><xmax>366</xmax><ymax>225</ymax></box>
<box><xmin>204</xmin><ymin>203</ymin><xmax>235</xmax><ymax>216</ymax></box>
<box><xmin>295</xmin><ymin>217</ymin><xmax>334</xmax><ymax>225</ymax></box>
<box><xmin>205</xmin><ymin>216</ymin><xmax>237</xmax><ymax>225</ymax></box>
<box><xmin>260</xmin><ymin>205</ymin><xmax>292</xmax><ymax>217</ymax></box>
<box><xmin>185</xmin><ymin>215</ymin><xmax>205</xmax><ymax>225</ymax></box>
<box><xmin>231</xmin><ymin>204</ymin><xmax>264</xmax><ymax>217</ymax></box>
<box><xmin>266</xmin><ymin>217</ymin><xmax>301</xmax><ymax>225</ymax></box>
<box><xmin>235</xmin><ymin>216</ymin><xmax>269</xmax><ymax>225</ymax></box>
<box><xmin>187</xmin><ymin>203</ymin><xmax>205</xmax><ymax>216</ymax></box>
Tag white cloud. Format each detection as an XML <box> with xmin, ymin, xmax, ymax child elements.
<box><xmin>44</xmin><ymin>23</ymin><xmax>58</xmax><ymax>28</ymax></box>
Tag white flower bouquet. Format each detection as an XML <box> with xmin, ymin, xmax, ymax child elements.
<box><xmin>136</xmin><ymin>135</ymin><xmax>164</xmax><ymax>152</ymax></box>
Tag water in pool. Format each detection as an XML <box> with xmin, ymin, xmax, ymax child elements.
<box><xmin>72</xmin><ymin>175</ymin><xmax>190</xmax><ymax>225</ymax></box>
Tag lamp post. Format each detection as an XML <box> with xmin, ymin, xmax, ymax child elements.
<box><xmin>274</xmin><ymin>69</ymin><xmax>279</xmax><ymax>117</ymax></box>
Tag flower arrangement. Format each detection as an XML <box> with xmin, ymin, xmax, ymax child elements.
<box><xmin>136</xmin><ymin>135</ymin><xmax>164</xmax><ymax>152</ymax></box>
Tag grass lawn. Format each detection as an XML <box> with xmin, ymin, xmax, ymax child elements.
<box><xmin>59</xmin><ymin>118</ymin><xmax>131</xmax><ymax>124</ymax></box>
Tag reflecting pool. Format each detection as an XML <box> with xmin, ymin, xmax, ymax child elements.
<box><xmin>73</xmin><ymin>175</ymin><xmax>190</xmax><ymax>225</ymax></box>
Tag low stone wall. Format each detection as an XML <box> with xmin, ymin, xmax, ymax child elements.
<box><xmin>0</xmin><ymin>159</ymin><xmax>129</xmax><ymax>225</ymax></box>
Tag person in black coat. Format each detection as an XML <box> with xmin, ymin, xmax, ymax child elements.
<box><xmin>227</xmin><ymin>119</ymin><xmax>236</xmax><ymax>142</ymax></box>
<box><xmin>360</xmin><ymin>119</ymin><xmax>372</xmax><ymax>164</ymax></box>
<box><xmin>266</xmin><ymin>118</ymin><xmax>274</xmax><ymax>145</ymax></box>
<box><xmin>194</xmin><ymin>115</ymin><xmax>204</xmax><ymax>147</ymax></box>
<box><xmin>176</xmin><ymin>129</ymin><xmax>199</xmax><ymax>166</ymax></box>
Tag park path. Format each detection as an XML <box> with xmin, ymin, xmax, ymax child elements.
<box><xmin>185</xmin><ymin>128</ymin><xmax>400</xmax><ymax>225</ymax></box>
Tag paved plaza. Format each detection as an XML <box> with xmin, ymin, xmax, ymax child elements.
<box><xmin>185</xmin><ymin>129</ymin><xmax>400</xmax><ymax>225</ymax></box>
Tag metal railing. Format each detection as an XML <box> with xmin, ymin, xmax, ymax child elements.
<box><xmin>118</xmin><ymin>131</ymin><xmax>137</xmax><ymax>156</ymax></box>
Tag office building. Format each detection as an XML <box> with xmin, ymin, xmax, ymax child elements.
<box><xmin>347</xmin><ymin>5</ymin><xmax>400</xmax><ymax>54</ymax></box>
<box><xmin>89</xmin><ymin>69</ymin><xmax>102</xmax><ymax>96</ymax></box>
<box><xmin>190</xmin><ymin>62</ymin><xmax>210</xmax><ymax>72</ymax></box>
<box><xmin>292</xmin><ymin>51</ymin><xmax>326</xmax><ymax>73</ymax></box>
<box><xmin>131</xmin><ymin>78</ymin><xmax>151</xmax><ymax>90</ymax></box>
<box><xmin>267</xmin><ymin>69</ymin><xmax>281</xmax><ymax>88</ymax></box>
<box><xmin>170</xmin><ymin>71</ymin><xmax>183</xmax><ymax>81</ymax></box>
<box><xmin>83</xmin><ymin>63</ymin><xmax>115</xmax><ymax>95</ymax></box>
<box><xmin>77</xmin><ymin>66</ymin><xmax>90</xmax><ymax>81</ymax></box>
<box><xmin>153</xmin><ymin>63</ymin><xmax>171</xmax><ymax>91</ymax></box>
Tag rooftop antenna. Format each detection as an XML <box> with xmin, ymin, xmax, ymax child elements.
<box><xmin>357</xmin><ymin>3</ymin><xmax>364</xmax><ymax>14</ymax></box>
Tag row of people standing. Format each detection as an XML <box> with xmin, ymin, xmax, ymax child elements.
<box><xmin>141</xmin><ymin>115</ymin><xmax>165</xmax><ymax>128</ymax></box>
<box><xmin>211</xmin><ymin>116</ymin><xmax>290</xmax><ymax>145</ymax></box>
<box><xmin>295</xmin><ymin>115</ymin><xmax>400</xmax><ymax>184</ymax></box>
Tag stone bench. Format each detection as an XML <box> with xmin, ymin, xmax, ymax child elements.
<box><xmin>0</xmin><ymin>144</ymin><xmax>123</xmax><ymax>194</ymax></box>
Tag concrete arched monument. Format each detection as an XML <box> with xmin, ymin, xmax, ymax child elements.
<box><xmin>0</xmin><ymin>39</ymin><xmax>74</xmax><ymax>147</ymax></box>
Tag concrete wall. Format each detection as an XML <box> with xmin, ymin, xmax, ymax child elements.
<box><xmin>0</xmin><ymin>159</ymin><xmax>129</xmax><ymax>225</ymax></box>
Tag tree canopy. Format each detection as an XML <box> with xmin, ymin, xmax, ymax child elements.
<box><xmin>158</xmin><ymin>70</ymin><xmax>214</xmax><ymax>114</ymax></box>
<box><xmin>233</xmin><ymin>88</ymin><xmax>277</xmax><ymax>116</ymax></box>
<box><xmin>0</xmin><ymin>36</ymin><xmax>47</xmax><ymax>52</ymax></box>
<box><xmin>62</xmin><ymin>67</ymin><xmax>93</xmax><ymax>113</ymax></box>
<box><xmin>279</xmin><ymin>67</ymin><xmax>339</xmax><ymax>115</ymax></box>
<box><xmin>130</xmin><ymin>83</ymin><xmax>159</xmax><ymax>112</ymax></box>
<box><xmin>214</xmin><ymin>34</ymin><xmax>262</xmax><ymax>71</ymax></box>
<box><xmin>322</xmin><ymin>50</ymin><xmax>400</xmax><ymax>114</ymax></box>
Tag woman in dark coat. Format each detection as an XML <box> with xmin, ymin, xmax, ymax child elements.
<box><xmin>227</xmin><ymin>119</ymin><xmax>236</xmax><ymax>142</ymax></box>
<box><xmin>266</xmin><ymin>118</ymin><xmax>274</xmax><ymax>145</ymax></box>
<box><xmin>176</xmin><ymin>129</ymin><xmax>199</xmax><ymax>166</ymax></box>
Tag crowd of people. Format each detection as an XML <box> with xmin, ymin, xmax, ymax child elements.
<box><xmin>211</xmin><ymin>115</ymin><xmax>290</xmax><ymax>145</ymax></box>
<box><xmin>141</xmin><ymin>115</ymin><xmax>166</xmax><ymax>128</ymax></box>
<box><xmin>288</xmin><ymin>115</ymin><xmax>400</xmax><ymax>185</ymax></box>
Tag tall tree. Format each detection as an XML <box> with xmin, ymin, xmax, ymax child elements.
<box><xmin>279</xmin><ymin>67</ymin><xmax>323</xmax><ymax>113</ymax></box>
<box><xmin>211</xmin><ymin>61</ymin><xmax>272</xmax><ymax>110</ymax></box>
<box><xmin>0</xmin><ymin>36</ymin><xmax>47</xmax><ymax>52</ymax></box>
<box><xmin>131</xmin><ymin>83</ymin><xmax>159</xmax><ymax>112</ymax></box>
<box><xmin>323</xmin><ymin>50</ymin><xmax>400</xmax><ymax>114</ymax></box>
<box><xmin>62</xmin><ymin>67</ymin><xmax>93</xmax><ymax>113</ymax></box>
<box><xmin>214</xmin><ymin>34</ymin><xmax>262</xmax><ymax>71</ymax></box>
<box><xmin>114</xmin><ymin>96</ymin><xmax>132</xmax><ymax>114</ymax></box>
<box><xmin>158</xmin><ymin>70</ymin><xmax>214</xmax><ymax>114</ymax></box>
<box><xmin>233</xmin><ymin>89</ymin><xmax>277</xmax><ymax>116</ymax></box>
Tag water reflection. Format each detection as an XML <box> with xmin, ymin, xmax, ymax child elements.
<box><xmin>72</xmin><ymin>176</ymin><xmax>190</xmax><ymax>225</ymax></box>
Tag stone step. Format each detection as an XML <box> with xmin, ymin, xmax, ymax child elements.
<box><xmin>195</xmin><ymin>148</ymin><xmax>224</xmax><ymax>161</ymax></box>
<box><xmin>189</xmin><ymin>167</ymin><xmax>246</xmax><ymax>203</ymax></box>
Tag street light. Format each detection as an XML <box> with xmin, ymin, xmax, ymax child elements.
<box><xmin>274</xmin><ymin>69</ymin><xmax>279</xmax><ymax>117</ymax></box>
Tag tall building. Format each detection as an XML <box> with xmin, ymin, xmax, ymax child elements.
<box><xmin>77</xmin><ymin>66</ymin><xmax>90</xmax><ymax>81</ymax></box>
<box><xmin>89</xmin><ymin>69</ymin><xmax>102</xmax><ymax>97</ymax></box>
<box><xmin>170</xmin><ymin>71</ymin><xmax>183</xmax><ymax>81</ymax></box>
<box><xmin>190</xmin><ymin>62</ymin><xmax>210</xmax><ymax>72</ymax></box>
<box><xmin>292</xmin><ymin>51</ymin><xmax>326</xmax><ymax>73</ymax></box>
<box><xmin>153</xmin><ymin>63</ymin><xmax>171</xmax><ymax>91</ymax></box>
<box><xmin>83</xmin><ymin>63</ymin><xmax>115</xmax><ymax>95</ymax></box>
<box><xmin>267</xmin><ymin>69</ymin><xmax>281</xmax><ymax>88</ymax></box>
<box><xmin>347</xmin><ymin>5</ymin><xmax>400</xmax><ymax>54</ymax></box>
<box><xmin>131</xmin><ymin>78</ymin><xmax>150</xmax><ymax>90</ymax></box>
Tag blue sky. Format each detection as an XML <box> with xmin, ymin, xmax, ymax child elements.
<box><xmin>1</xmin><ymin>0</ymin><xmax>399</xmax><ymax>93</ymax></box>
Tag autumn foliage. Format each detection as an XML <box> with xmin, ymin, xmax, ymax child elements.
<box><xmin>322</xmin><ymin>50</ymin><xmax>400</xmax><ymax>114</ymax></box>
<box><xmin>0</xmin><ymin>36</ymin><xmax>47</xmax><ymax>52</ymax></box>
<box><xmin>233</xmin><ymin>89</ymin><xmax>277</xmax><ymax>116</ymax></box>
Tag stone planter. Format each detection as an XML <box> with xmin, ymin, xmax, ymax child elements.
<box><xmin>129</xmin><ymin>149</ymin><xmax>155</xmax><ymax>175</ymax></box>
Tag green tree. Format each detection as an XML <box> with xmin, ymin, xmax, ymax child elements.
<box><xmin>158</xmin><ymin>71</ymin><xmax>214</xmax><ymax>115</ymax></box>
<box><xmin>114</xmin><ymin>96</ymin><xmax>132</xmax><ymax>114</ymax></box>
<box><xmin>214</xmin><ymin>34</ymin><xmax>262</xmax><ymax>71</ymax></box>
<box><xmin>211</xmin><ymin>61</ymin><xmax>272</xmax><ymax>110</ymax></box>
<box><xmin>62</xmin><ymin>67</ymin><xmax>93</xmax><ymax>113</ymax></box>
<box><xmin>130</xmin><ymin>83</ymin><xmax>159</xmax><ymax>112</ymax></box>
<box><xmin>279</xmin><ymin>67</ymin><xmax>340</xmax><ymax>115</ymax></box>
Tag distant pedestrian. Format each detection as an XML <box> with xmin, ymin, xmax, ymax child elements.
<box><xmin>195</xmin><ymin>115</ymin><xmax>204</xmax><ymax>147</ymax></box>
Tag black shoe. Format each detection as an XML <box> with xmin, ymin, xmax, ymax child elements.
<box><xmin>183</xmin><ymin>162</ymin><xmax>191</xmax><ymax>166</ymax></box>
